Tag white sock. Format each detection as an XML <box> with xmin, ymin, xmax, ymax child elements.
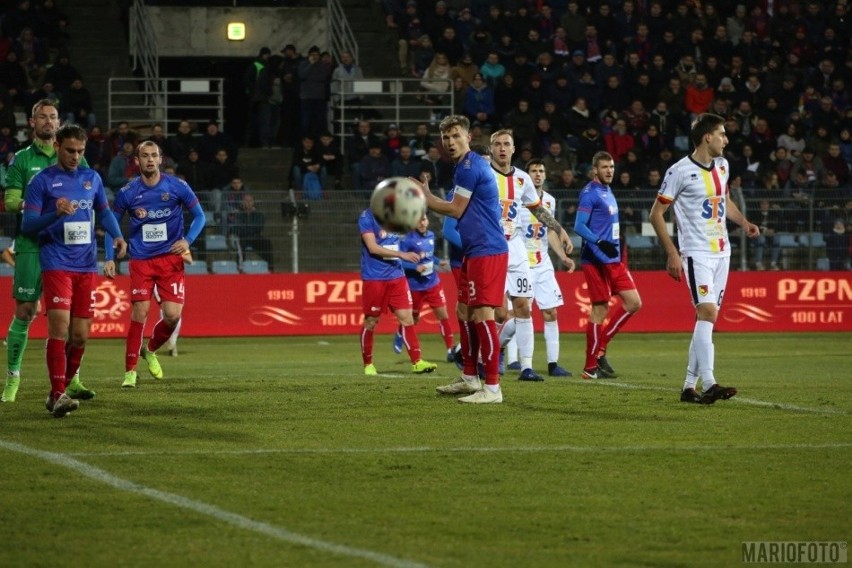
<box><xmin>485</xmin><ymin>383</ymin><xmax>500</xmax><ymax>393</ymax></box>
<box><xmin>506</xmin><ymin>336</ymin><xmax>518</xmax><ymax>364</ymax></box>
<box><xmin>543</xmin><ymin>320</ymin><xmax>559</xmax><ymax>364</ymax></box>
<box><xmin>515</xmin><ymin>317</ymin><xmax>534</xmax><ymax>370</ymax></box>
<box><xmin>499</xmin><ymin>318</ymin><xmax>516</xmax><ymax>347</ymax></box>
<box><xmin>683</xmin><ymin>338</ymin><xmax>698</xmax><ymax>390</ymax></box>
<box><xmin>693</xmin><ymin>320</ymin><xmax>716</xmax><ymax>389</ymax></box>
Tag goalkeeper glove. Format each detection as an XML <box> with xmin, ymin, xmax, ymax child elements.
<box><xmin>597</xmin><ymin>240</ymin><xmax>619</xmax><ymax>258</ymax></box>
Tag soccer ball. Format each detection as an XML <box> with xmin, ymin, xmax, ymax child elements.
<box><xmin>370</xmin><ymin>177</ymin><xmax>427</xmax><ymax>233</ymax></box>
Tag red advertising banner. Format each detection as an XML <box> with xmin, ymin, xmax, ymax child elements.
<box><xmin>0</xmin><ymin>271</ymin><xmax>848</xmax><ymax>338</ymax></box>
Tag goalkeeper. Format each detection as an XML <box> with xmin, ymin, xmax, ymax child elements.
<box><xmin>573</xmin><ymin>151</ymin><xmax>642</xmax><ymax>380</ymax></box>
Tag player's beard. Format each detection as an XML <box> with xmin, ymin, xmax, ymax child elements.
<box><xmin>35</xmin><ymin>126</ymin><xmax>55</xmax><ymax>142</ymax></box>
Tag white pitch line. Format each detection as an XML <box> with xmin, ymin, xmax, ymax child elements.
<box><xmin>0</xmin><ymin>438</ymin><xmax>430</xmax><ymax>568</ymax></box>
<box><xmin>66</xmin><ymin>442</ymin><xmax>852</xmax><ymax>458</ymax></box>
<box><xmin>592</xmin><ymin>381</ymin><xmax>849</xmax><ymax>415</ymax></box>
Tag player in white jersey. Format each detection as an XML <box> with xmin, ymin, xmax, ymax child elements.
<box><xmin>490</xmin><ymin>129</ymin><xmax>571</xmax><ymax>381</ymax></box>
<box><xmin>520</xmin><ymin>158</ymin><xmax>576</xmax><ymax>376</ymax></box>
<box><xmin>649</xmin><ymin>113</ymin><xmax>759</xmax><ymax>405</ymax></box>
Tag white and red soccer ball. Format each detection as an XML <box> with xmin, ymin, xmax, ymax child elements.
<box><xmin>370</xmin><ymin>177</ymin><xmax>427</xmax><ymax>233</ymax></box>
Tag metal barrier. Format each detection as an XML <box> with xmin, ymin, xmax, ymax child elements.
<box><xmin>108</xmin><ymin>77</ymin><xmax>225</xmax><ymax>134</ymax></box>
<box><xmin>193</xmin><ymin>190</ymin><xmax>850</xmax><ymax>274</ymax></box>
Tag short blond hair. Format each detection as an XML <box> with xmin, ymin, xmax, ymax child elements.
<box><xmin>439</xmin><ymin>114</ymin><xmax>470</xmax><ymax>134</ymax></box>
<box><xmin>489</xmin><ymin>128</ymin><xmax>514</xmax><ymax>144</ymax></box>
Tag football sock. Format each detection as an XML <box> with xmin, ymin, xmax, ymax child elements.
<box><xmin>46</xmin><ymin>338</ymin><xmax>66</xmax><ymax>398</ymax></box>
<box><xmin>147</xmin><ymin>319</ymin><xmax>177</xmax><ymax>353</ymax></box>
<box><xmin>65</xmin><ymin>346</ymin><xmax>85</xmax><ymax>384</ymax></box>
<box><xmin>683</xmin><ymin>338</ymin><xmax>698</xmax><ymax>390</ymax></box>
<box><xmin>693</xmin><ymin>320</ymin><xmax>716</xmax><ymax>388</ymax></box>
<box><xmin>360</xmin><ymin>327</ymin><xmax>374</xmax><ymax>365</ymax></box>
<box><xmin>167</xmin><ymin>317</ymin><xmax>182</xmax><ymax>349</ymax></box>
<box><xmin>7</xmin><ymin>317</ymin><xmax>31</xmax><ymax>373</ymax></box>
<box><xmin>125</xmin><ymin>320</ymin><xmax>145</xmax><ymax>371</ymax></box>
<box><xmin>598</xmin><ymin>304</ymin><xmax>633</xmax><ymax>356</ymax></box>
<box><xmin>475</xmin><ymin>320</ymin><xmax>500</xmax><ymax>385</ymax></box>
<box><xmin>498</xmin><ymin>317</ymin><xmax>516</xmax><ymax>347</ymax></box>
<box><xmin>438</xmin><ymin>318</ymin><xmax>454</xmax><ymax>349</ymax></box>
<box><xmin>584</xmin><ymin>321</ymin><xmax>601</xmax><ymax>370</ymax></box>
<box><xmin>515</xmin><ymin>316</ymin><xmax>534</xmax><ymax>370</ymax></box>
<box><xmin>459</xmin><ymin>317</ymin><xmax>478</xmax><ymax>377</ymax></box>
<box><xmin>544</xmin><ymin>320</ymin><xmax>560</xmax><ymax>364</ymax></box>
<box><xmin>506</xmin><ymin>336</ymin><xmax>518</xmax><ymax>365</ymax></box>
<box><xmin>401</xmin><ymin>324</ymin><xmax>422</xmax><ymax>363</ymax></box>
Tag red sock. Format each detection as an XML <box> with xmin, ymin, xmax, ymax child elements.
<box><xmin>360</xmin><ymin>327</ymin><xmax>374</xmax><ymax>365</ymax></box>
<box><xmin>46</xmin><ymin>338</ymin><xmax>67</xmax><ymax>398</ymax></box>
<box><xmin>126</xmin><ymin>320</ymin><xmax>145</xmax><ymax>371</ymax></box>
<box><xmin>459</xmin><ymin>318</ymin><xmax>478</xmax><ymax>376</ymax></box>
<box><xmin>65</xmin><ymin>345</ymin><xmax>85</xmax><ymax>384</ymax></box>
<box><xmin>438</xmin><ymin>318</ymin><xmax>454</xmax><ymax>349</ymax></box>
<box><xmin>475</xmin><ymin>320</ymin><xmax>500</xmax><ymax>385</ymax></box>
<box><xmin>401</xmin><ymin>324</ymin><xmax>421</xmax><ymax>363</ymax></box>
<box><xmin>147</xmin><ymin>318</ymin><xmax>177</xmax><ymax>352</ymax></box>
<box><xmin>599</xmin><ymin>304</ymin><xmax>633</xmax><ymax>356</ymax></box>
<box><xmin>585</xmin><ymin>322</ymin><xmax>600</xmax><ymax>370</ymax></box>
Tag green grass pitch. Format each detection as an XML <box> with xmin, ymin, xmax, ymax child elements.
<box><xmin>0</xmin><ymin>333</ymin><xmax>849</xmax><ymax>567</ymax></box>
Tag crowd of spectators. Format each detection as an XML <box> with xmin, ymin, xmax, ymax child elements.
<box><xmin>372</xmin><ymin>0</ymin><xmax>851</xmax><ymax>268</ymax></box>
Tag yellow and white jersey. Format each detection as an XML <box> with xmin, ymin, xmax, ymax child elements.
<box><xmin>519</xmin><ymin>190</ymin><xmax>556</xmax><ymax>269</ymax></box>
<box><xmin>657</xmin><ymin>155</ymin><xmax>731</xmax><ymax>258</ymax></box>
<box><xmin>492</xmin><ymin>166</ymin><xmax>541</xmax><ymax>240</ymax></box>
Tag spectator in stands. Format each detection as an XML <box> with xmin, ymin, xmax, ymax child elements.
<box><xmin>317</xmin><ymin>131</ymin><xmax>342</xmax><ymax>189</ymax></box>
<box><xmin>396</xmin><ymin>1</ymin><xmax>423</xmax><ymax>72</ymax></box>
<box><xmin>410</xmin><ymin>34</ymin><xmax>435</xmax><ymax>78</ymax></box>
<box><xmin>769</xmin><ymin>146</ymin><xmax>795</xmax><ymax>189</ymax></box>
<box><xmin>657</xmin><ymin>77</ymin><xmax>687</xmax><ymax>133</ymax></box>
<box><xmin>209</xmin><ymin>149</ymin><xmax>238</xmax><ymax>194</ymax></box>
<box><xmin>604</xmin><ymin>118</ymin><xmax>634</xmax><ymax>164</ymax></box>
<box><xmin>807</xmin><ymin>123</ymin><xmax>837</xmax><ymax>159</ymax></box>
<box><xmin>168</xmin><ymin>119</ymin><xmax>196</xmax><ymax>164</ymax></box>
<box><xmin>777</xmin><ymin>122</ymin><xmax>806</xmax><ymax>158</ymax></box>
<box><xmin>550</xmin><ymin>167</ymin><xmax>582</xmax><ymax>196</ymax></box>
<box><xmin>291</xmin><ymin>135</ymin><xmax>321</xmax><ymax>191</ymax></box>
<box><xmin>0</xmin><ymin>50</ymin><xmax>28</xmax><ymax>106</ymax></box>
<box><xmin>423</xmin><ymin>2</ymin><xmax>453</xmax><ymax>47</ymax></box>
<box><xmin>357</xmin><ymin>142</ymin><xmax>391</xmax><ymax>193</ymax></box>
<box><xmin>43</xmin><ymin>52</ymin><xmax>77</xmax><ymax>93</ymax></box>
<box><xmin>542</xmin><ymin>141</ymin><xmax>575</xmax><ymax>188</ymax></box>
<box><xmin>3</xmin><ymin>0</ymin><xmax>38</xmax><ymax>40</ymax></box>
<box><xmin>434</xmin><ymin>26</ymin><xmax>464</xmax><ymax>65</ymax></box>
<box><xmin>684</xmin><ymin>73</ymin><xmax>714</xmax><ymax>118</ymax></box>
<box><xmin>12</xmin><ymin>26</ymin><xmax>45</xmax><ymax>88</ymax></box>
<box><xmin>330</xmin><ymin>50</ymin><xmax>364</xmax><ymax>112</ymax></box>
<box><xmin>479</xmin><ymin>50</ymin><xmax>505</xmax><ymax>89</ymax></box>
<box><xmin>84</xmin><ymin>125</ymin><xmax>110</xmax><ymax>182</ymax></box>
<box><xmin>382</xmin><ymin>123</ymin><xmax>407</xmax><ymax>162</ymax></box>
<box><xmin>145</xmin><ymin>123</ymin><xmax>172</xmax><ymax>165</ymax></box>
<box><xmin>0</xmin><ymin>97</ymin><xmax>15</xmax><ymax>132</ymax></box>
<box><xmin>494</xmin><ymin>73</ymin><xmax>522</xmax><ymax>123</ymax></box>
<box><xmin>347</xmin><ymin>120</ymin><xmax>381</xmax><ymax>189</ymax></box>
<box><xmin>450</xmin><ymin>52</ymin><xmax>478</xmax><ymax>90</ymax></box>
<box><xmin>231</xmin><ymin>193</ymin><xmax>274</xmax><ymax>271</ymax></box>
<box><xmin>391</xmin><ymin>145</ymin><xmax>420</xmax><ymax>178</ymax></box>
<box><xmin>791</xmin><ymin>147</ymin><xmax>827</xmax><ymax>189</ymax></box>
<box><xmin>64</xmin><ymin>78</ymin><xmax>95</xmax><ymax>129</ymax></box>
<box><xmin>107</xmin><ymin>140</ymin><xmax>139</xmax><ymax>194</ymax></box>
<box><xmin>419</xmin><ymin>51</ymin><xmax>452</xmax><ymax>103</ymax></box>
<box><xmin>753</xmin><ymin>199</ymin><xmax>784</xmax><ymax>271</ymax></box>
<box><xmin>244</xmin><ymin>46</ymin><xmax>274</xmax><ymax>147</ymax></box>
<box><xmin>0</xmin><ymin>124</ymin><xmax>17</xmax><ymax>166</ymax></box>
<box><xmin>419</xmin><ymin>145</ymin><xmax>451</xmax><ymax>191</ymax></box>
<box><xmin>576</xmin><ymin>126</ymin><xmax>605</xmax><ymax>172</ymax></box>
<box><xmin>177</xmin><ymin>148</ymin><xmax>213</xmax><ymax>201</ymax></box>
<box><xmin>298</xmin><ymin>45</ymin><xmax>332</xmax><ymax>139</ymax></box>
<box><xmin>199</xmin><ymin>120</ymin><xmax>237</xmax><ymax>164</ymax></box>
<box><xmin>467</xmin><ymin>29</ymin><xmax>493</xmax><ymax>68</ymax></box>
<box><xmin>462</xmin><ymin>73</ymin><xmax>496</xmax><ymax>130</ymax></box>
<box><xmin>825</xmin><ymin>218</ymin><xmax>850</xmax><ymax>270</ymax></box>
<box><xmin>408</xmin><ymin>123</ymin><xmax>434</xmax><ymax>160</ymax></box>
<box><xmin>821</xmin><ymin>143</ymin><xmax>849</xmax><ymax>187</ymax></box>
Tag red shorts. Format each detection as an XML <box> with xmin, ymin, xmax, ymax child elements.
<box><xmin>42</xmin><ymin>270</ymin><xmax>96</xmax><ymax>318</ymax></box>
<box><xmin>459</xmin><ymin>253</ymin><xmax>507</xmax><ymax>307</ymax></box>
<box><xmin>362</xmin><ymin>277</ymin><xmax>412</xmax><ymax>317</ymax></box>
<box><xmin>582</xmin><ymin>262</ymin><xmax>637</xmax><ymax>303</ymax></box>
<box><xmin>130</xmin><ymin>255</ymin><xmax>186</xmax><ymax>304</ymax></box>
<box><xmin>451</xmin><ymin>266</ymin><xmax>461</xmax><ymax>287</ymax></box>
<box><xmin>411</xmin><ymin>283</ymin><xmax>447</xmax><ymax>314</ymax></box>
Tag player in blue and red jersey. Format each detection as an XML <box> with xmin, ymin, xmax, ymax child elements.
<box><xmin>393</xmin><ymin>215</ymin><xmax>456</xmax><ymax>361</ymax></box>
<box><xmin>419</xmin><ymin>114</ymin><xmax>508</xmax><ymax>404</ymax></box>
<box><xmin>105</xmin><ymin>140</ymin><xmax>206</xmax><ymax>388</ymax></box>
<box><xmin>22</xmin><ymin>123</ymin><xmax>128</xmax><ymax>417</ymax></box>
<box><xmin>573</xmin><ymin>151</ymin><xmax>642</xmax><ymax>381</ymax></box>
<box><xmin>359</xmin><ymin>208</ymin><xmax>437</xmax><ymax>376</ymax></box>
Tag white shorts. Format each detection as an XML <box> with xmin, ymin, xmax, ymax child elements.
<box><xmin>682</xmin><ymin>255</ymin><xmax>729</xmax><ymax>307</ymax></box>
<box><xmin>531</xmin><ymin>263</ymin><xmax>563</xmax><ymax>310</ymax></box>
<box><xmin>505</xmin><ymin>236</ymin><xmax>533</xmax><ymax>298</ymax></box>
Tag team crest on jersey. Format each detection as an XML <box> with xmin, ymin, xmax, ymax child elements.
<box><xmin>161</xmin><ymin>192</ymin><xmax>170</xmax><ymax>201</ymax></box>
<box><xmin>134</xmin><ymin>208</ymin><xmax>147</xmax><ymax>219</ymax></box>
<box><xmin>379</xmin><ymin>229</ymin><xmax>387</xmax><ymax>238</ymax></box>
<box><xmin>517</xmin><ymin>178</ymin><xmax>524</xmax><ymax>186</ymax></box>
<box><xmin>698</xmin><ymin>285</ymin><xmax>709</xmax><ymax>296</ymax></box>
<box><xmin>719</xmin><ymin>165</ymin><xmax>726</xmax><ymax>175</ymax></box>
<box><xmin>82</xmin><ymin>181</ymin><xmax>92</xmax><ymax>190</ymax></box>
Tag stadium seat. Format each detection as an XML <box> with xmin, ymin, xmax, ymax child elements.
<box><xmin>816</xmin><ymin>257</ymin><xmax>830</xmax><ymax>271</ymax></box>
<box><xmin>211</xmin><ymin>260</ymin><xmax>239</xmax><ymax>274</ymax></box>
<box><xmin>184</xmin><ymin>260</ymin><xmax>209</xmax><ymax>275</ymax></box>
<box><xmin>776</xmin><ymin>233</ymin><xmax>799</xmax><ymax>248</ymax></box>
<box><xmin>205</xmin><ymin>234</ymin><xmax>228</xmax><ymax>251</ymax></box>
<box><xmin>0</xmin><ymin>236</ymin><xmax>12</xmax><ymax>251</ymax></box>
<box><xmin>626</xmin><ymin>235</ymin><xmax>654</xmax><ymax>249</ymax></box>
<box><xmin>798</xmin><ymin>232</ymin><xmax>826</xmax><ymax>247</ymax></box>
<box><xmin>569</xmin><ymin>234</ymin><xmax>582</xmax><ymax>251</ymax></box>
<box><xmin>119</xmin><ymin>261</ymin><xmax>131</xmax><ymax>275</ymax></box>
<box><xmin>241</xmin><ymin>259</ymin><xmax>269</xmax><ymax>274</ymax></box>
<box><xmin>0</xmin><ymin>263</ymin><xmax>13</xmax><ymax>277</ymax></box>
